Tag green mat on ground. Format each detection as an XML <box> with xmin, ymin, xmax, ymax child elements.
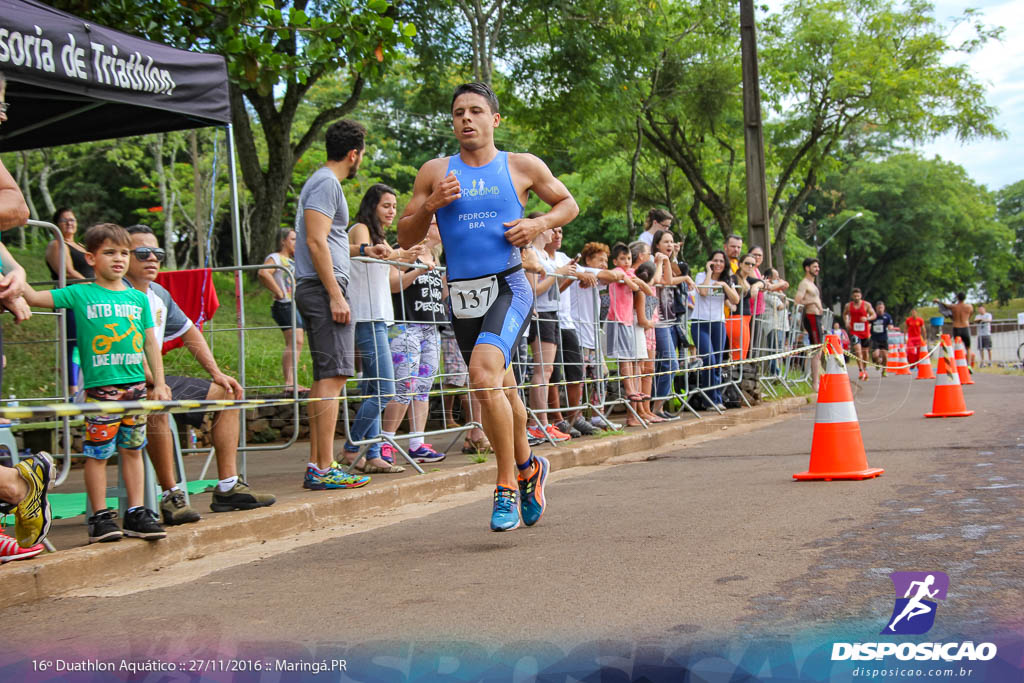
<box><xmin>2</xmin><ymin>479</ymin><xmax>218</xmax><ymax>524</ymax></box>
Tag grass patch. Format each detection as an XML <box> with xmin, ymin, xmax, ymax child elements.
<box><xmin>466</xmin><ymin>453</ymin><xmax>488</xmax><ymax>464</ymax></box>
<box><xmin>976</xmin><ymin>366</ymin><xmax>1024</xmax><ymax>376</ymax></box>
<box><xmin>918</xmin><ymin>297</ymin><xmax>1024</xmax><ymax>321</ymax></box>
<box><xmin>594</xmin><ymin>428</ymin><xmax>626</xmax><ymax>437</ymax></box>
<box><xmin>3</xmin><ymin>244</ymin><xmax>317</xmax><ymax>401</ymax></box>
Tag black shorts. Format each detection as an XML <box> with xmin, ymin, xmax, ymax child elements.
<box><xmin>528</xmin><ymin>311</ymin><xmax>560</xmax><ymax>345</ymax></box>
<box><xmin>952</xmin><ymin>326</ymin><xmax>971</xmax><ymax>350</ymax></box>
<box><xmin>802</xmin><ymin>313</ymin><xmax>822</xmax><ymax>345</ymax></box>
<box><xmin>870</xmin><ymin>336</ymin><xmax>889</xmax><ymax>351</ymax></box>
<box><xmin>979</xmin><ymin>335</ymin><xmax>992</xmax><ymax>350</ymax></box>
<box><xmin>270</xmin><ymin>300</ymin><xmax>305</xmax><ymax>330</ymax></box>
<box><xmin>551</xmin><ymin>327</ymin><xmax>583</xmax><ymax>384</ymax></box>
<box><xmin>166</xmin><ymin>375</ymin><xmax>213</xmax><ymax>428</ymax></box>
<box><xmin>449</xmin><ymin>266</ymin><xmax>534</xmax><ymax>369</ymax></box>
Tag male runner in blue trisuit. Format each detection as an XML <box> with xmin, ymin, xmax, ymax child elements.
<box><xmin>398</xmin><ymin>82</ymin><xmax>579</xmax><ymax>531</ymax></box>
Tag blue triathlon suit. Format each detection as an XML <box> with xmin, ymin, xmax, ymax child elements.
<box><xmin>436</xmin><ymin>150</ymin><xmax>533</xmax><ymax>368</ymax></box>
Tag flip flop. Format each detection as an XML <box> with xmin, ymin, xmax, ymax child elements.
<box><xmin>361</xmin><ymin>461</ymin><xmax>405</xmax><ymax>474</ymax></box>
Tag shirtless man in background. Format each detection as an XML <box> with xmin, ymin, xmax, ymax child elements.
<box><xmin>934</xmin><ymin>293</ymin><xmax>973</xmax><ymax>353</ymax></box>
<box><xmin>795</xmin><ymin>257</ymin><xmax>823</xmax><ymax>391</ymax></box>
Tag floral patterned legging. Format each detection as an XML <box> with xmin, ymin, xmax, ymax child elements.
<box><xmin>389</xmin><ymin>323</ymin><xmax>440</xmax><ymax>405</ymax></box>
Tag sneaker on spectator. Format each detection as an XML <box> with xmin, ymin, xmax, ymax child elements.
<box><xmin>572</xmin><ymin>418</ymin><xmax>599</xmax><ymax>436</ymax></box>
<box><xmin>527</xmin><ymin>430</ymin><xmax>545</xmax><ymax>447</ymax></box>
<box><xmin>210</xmin><ymin>479</ymin><xmax>276</xmax><ymax>512</ymax></box>
<box><xmin>88</xmin><ymin>508</ymin><xmax>123</xmax><ymax>543</ymax></box>
<box><xmin>490</xmin><ymin>486</ymin><xmax>520</xmax><ymax>532</ymax></box>
<box><xmin>13</xmin><ymin>451</ymin><xmax>54</xmax><ymax>548</ymax></box>
<box><xmin>527</xmin><ymin>425</ymin><xmax>547</xmax><ymax>442</ymax></box>
<box><xmin>303</xmin><ymin>465</ymin><xmax>370</xmax><ymax>490</ymax></box>
<box><xmin>379</xmin><ymin>443</ymin><xmax>397</xmax><ymax>464</ymax></box>
<box><xmin>0</xmin><ymin>532</ymin><xmax>43</xmax><ymax>563</ymax></box>
<box><xmin>686</xmin><ymin>357</ymin><xmax>704</xmax><ymax>369</ymax></box>
<box><xmin>555</xmin><ymin>420</ymin><xmax>581</xmax><ymax>439</ymax></box>
<box><xmin>409</xmin><ymin>444</ymin><xmax>445</xmax><ymax>463</ymax></box>
<box><xmin>160</xmin><ymin>489</ymin><xmax>201</xmax><ymax>525</ymax></box>
<box><xmin>590</xmin><ymin>415</ymin><xmax>623</xmax><ymax>431</ymax></box>
<box><xmin>123</xmin><ymin>507</ymin><xmax>167</xmax><ymax>541</ymax></box>
<box><xmin>545</xmin><ymin>423</ymin><xmax>571</xmax><ymax>442</ymax></box>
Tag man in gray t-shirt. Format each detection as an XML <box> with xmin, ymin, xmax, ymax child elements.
<box><xmin>294</xmin><ymin>165</ymin><xmax>351</xmax><ymax>287</ymax></box>
<box><xmin>294</xmin><ymin>119</ymin><xmax>375</xmax><ymax>491</ymax></box>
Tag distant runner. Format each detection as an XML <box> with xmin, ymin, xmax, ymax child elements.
<box><xmin>904</xmin><ymin>308</ymin><xmax>926</xmax><ymax>368</ymax></box>
<box><xmin>397</xmin><ymin>82</ymin><xmax>579</xmax><ymax>532</ymax></box>
<box><xmin>843</xmin><ymin>288</ymin><xmax>875</xmax><ymax>381</ymax></box>
<box><xmin>870</xmin><ymin>301</ymin><xmax>895</xmax><ymax>376</ymax></box>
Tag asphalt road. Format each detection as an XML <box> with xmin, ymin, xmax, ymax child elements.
<box><xmin>1</xmin><ymin>371</ymin><xmax>1021</xmax><ymax>680</ymax></box>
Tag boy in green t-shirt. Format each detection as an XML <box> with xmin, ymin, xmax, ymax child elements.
<box><xmin>24</xmin><ymin>223</ymin><xmax>171</xmax><ymax>543</ymax></box>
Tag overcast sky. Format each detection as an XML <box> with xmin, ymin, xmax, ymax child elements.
<box><xmin>760</xmin><ymin>0</ymin><xmax>1022</xmax><ymax>193</ymax></box>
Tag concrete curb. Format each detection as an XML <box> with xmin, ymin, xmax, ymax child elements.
<box><xmin>1</xmin><ymin>396</ymin><xmax>809</xmax><ymax>606</ymax></box>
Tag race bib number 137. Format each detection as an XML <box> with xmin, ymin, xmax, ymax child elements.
<box><xmin>450</xmin><ymin>275</ymin><xmax>499</xmax><ymax>319</ymax></box>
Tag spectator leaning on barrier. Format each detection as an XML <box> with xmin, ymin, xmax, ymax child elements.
<box><xmin>24</xmin><ymin>223</ymin><xmax>171</xmax><ymax>544</ymax></box>
<box><xmin>605</xmin><ymin>242</ymin><xmax>654</xmax><ymax>425</ymax></box>
<box><xmin>379</xmin><ymin>217</ymin><xmax>446</xmax><ymax>466</ymax></box>
<box><xmin>124</xmin><ymin>225</ymin><xmax>276</xmax><ymax>525</ymax></box>
<box><xmin>258</xmin><ymin>228</ymin><xmax>306</xmax><ymax>392</ymax></box>
<box><xmin>343</xmin><ymin>183</ymin><xmax>404</xmax><ymax>473</ymax></box>
<box><xmin>574</xmin><ymin>242</ymin><xmax>622</xmax><ymax>430</ymax></box>
<box><xmin>637</xmin><ymin>208</ymin><xmax>673</xmax><ymax>247</ymax></box>
<box><xmin>545</xmin><ymin>225</ymin><xmax>596</xmax><ymax>438</ymax></box>
<box><xmin>974</xmin><ymin>305</ymin><xmax>993</xmax><ymax>366</ymax></box>
<box><xmin>651</xmin><ymin>229</ymin><xmax>696</xmax><ymax>417</ymax></box>
<box><xmin>0</xmin><ymin>89</ymin><xmax>53</xmax><ymax>558</ymax></box>
<box><xmin>525</xmin><ymin>224</ymin><xmax>574</xmax><ymax>443</ymax></box>
<box><xmin>292</xmin><ymin>119</ymin><xmax>373</xmax><ymax>492</ymax></box>
<box><xmin>46</xmin><ymin>206</ymin><xmax>92</xmax><ymax>393</ymax></box>
<box><xmin>633</xmin><ymin>260</ymin><xmax>663</xmax><ymax>423</ymax></box>
<box><xmin>691</xmin><ymin>250</ymin><xmax>740</xmax><ymax>410</ymax></box>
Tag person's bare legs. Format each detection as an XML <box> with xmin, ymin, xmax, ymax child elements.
<box><xmin>120</xmin><ymin>449</ymin><xmax>145</xmax><ymax>508</ymax></box>
<box><xmin>469</xmin><ymin>345</ymin><xmax>530</xmax><ymax>491</ymax></box>
<box><xmin>147</xmin><ymin>413</ymin><xmax>179</xmax><ymax>490</ymax></box>
<box><xmin>811</xmin><ymin>352</ymin><xmax>821</xmax><ymax>392</ymax></box>
<box><xmin>308</xmin><ymin>376</ymin><xmax>346</xmax><ymax>469</ymax></box>
<box><xmin>566</xmin><ymin>381</ymin><xmax>584</xmax><ymax>423</ymax></box>
<box><xmin>282</xmin><ymin>328</ymin><xmax>304</xmax><ymax>390</ymax></box>
<box><xmin>547</xmin><ymin>383</ymin><xmax>564</xmax><ymax>425</ymax></box>
<box><xmin>84</xmin><ymin>458</ymin><xmax>108</xmax><ymax>512</ymax></box>
<box><xmin>0</xmin><ymin>466</ymin><xmax>28</xmax><ymax>505</ymax></box>
<box><xmin>463</xmin><ymin>391</ymin><xmax>486</xmax><ymax>444</ymax></box>
<box><xmin>528</xmin><ymin>339</ymin><xmax>556</xmax><ymax>427</ymax></box>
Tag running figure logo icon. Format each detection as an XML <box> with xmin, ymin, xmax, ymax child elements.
<box><xmin>881</xmin><ymin>571</ymin><xmax>949</xmax><ymax>635</ymax></box>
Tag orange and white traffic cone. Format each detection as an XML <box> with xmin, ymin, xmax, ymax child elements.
<box><xmin>794</xmin><ymin>334</ymin><xmax>884</xmax><ymax>481</ymax></box>
<box><xmin>925</xmin><ymin>335</ymin><xmax>973</xmax><ymax>418</ymax></box>
<box><xmin>953</xmin><ymin>337</ymin><xmax>974</xmax><ymax>385</ymax></box>
<box><xmin>915</xmin><ymin>343</ymin><xmax>935</xmax><ymax>380</ymax></box>
<box><xmin>884</xmin><ymin>343</ymin><xmax>900</xmax><ymax>375</ymax></box>
<box><xmin>895</xmin><ymin>342</ymin><xmax>912</xmax><ymax>376</ymax></box>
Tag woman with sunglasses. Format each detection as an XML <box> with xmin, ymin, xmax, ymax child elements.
<box><xmin>691</xmin><ymin>250</ymin><xmax>739</xmax><ymax>410</ymax></box>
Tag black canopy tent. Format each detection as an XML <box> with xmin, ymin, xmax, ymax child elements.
<box><xmin>0</xmin><ymin>0</ymin><xmax>254</xmax><ymax>468</ymax></box>
<box><xmin>0</xmin><ymin>0</ymin><xmax>230</xmax><ymax>150</ymax></box>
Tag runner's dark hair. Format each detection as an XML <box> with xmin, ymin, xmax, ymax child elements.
<box><xmin>325</xmin><ymin>119</ymin><xmax>366</xmax><ymax>162</ymax></box>
<box><xmin>452</xmin><ymin>82</ymin><xmax>499</xmax><ymax>114</ymax></box>
<box><xmin>276</xmin><ymin>228</ymin><xmax>294</xmax><ymax>251</ymax></box>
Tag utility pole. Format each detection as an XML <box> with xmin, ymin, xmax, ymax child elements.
<box><xmin>740</xmin><ymin>0</ymin><xmax>772</xmax><ymax>270</ymax></box>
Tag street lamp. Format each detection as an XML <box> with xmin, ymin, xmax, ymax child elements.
<box><xmin>815</xmin><ymin>212</ymin><xmax>863</xmax><ymax>314</ymax></box>
<box><xmin>816</xmin><ymin>211</ymin><xmax>863</xmax><ymax>253</ymax></box>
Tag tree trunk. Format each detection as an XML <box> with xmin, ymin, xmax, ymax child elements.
<box><xmin>626</xmin><ymin>116</ymin><xmax>642</xmax><ymax>234</ymax></box>
<box><xmin>454</xmin><ymin>0</ymin><xmax>504</xmax><ymax>86</ymax></box>
<box><xmin>189</xmin><ymin>131</ymin><xmax>208</xmax><ymax>268</ymax></box>
<box><xmin>151</xmin><ymin>134</ymin><xmax>179</xmax><ymax>270</ymax></box>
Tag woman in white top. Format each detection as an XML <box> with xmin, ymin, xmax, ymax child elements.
<box><xmin>690</xmin><ymin>250</ymin><xmax>739</xmax><ymax>409</ymax></box>
<box><xmin>258</xmin><ymin>228</ymin><xmax>305</xmax><ymax>391</ymax></box>
<box><xmin>343</xmin><ymin>183</ymin><xmax>403</xmax><ymax>473</ymax></box>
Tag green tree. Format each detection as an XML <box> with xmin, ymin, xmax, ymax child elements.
<box><xmin>813</xmin><ymin>154</ymin><xmax>1013</xmax><ymax>317</ymax></box>
<box><xmin>994</xmin><ymin>179</ymin><xmax>1024</xmax><ymax>302</ymax></box>
<box><xmin>53</xmin><ymin>0</ymin><xmax>416</xmax><ymax>263</ymax></box>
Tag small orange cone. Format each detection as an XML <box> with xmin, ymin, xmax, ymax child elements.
<box><xmin>925</xmin><ymin>335</ymin><xmax>973</xmax><ymax>418</ymax></box>
<box><xmin>894</xmin><ymin>342</ymin><xmax>912</xmax><ymax>376</ymax></box>
<box><xmin>794</xmin><ymin>334</ymin><xmax>884</xmax><ymax>481</ymax></box>
<box><xmin>885</xmin><ymin>343</ymin><xmax>900</xmax><ymax>375</ymax></box>
<box><xmin>915</xmin><ymin>343</ymin><xmax>935</xmax><ymax>380</ymax></box>
<box><xmin>953</xmin><ymin>337</ymin><xmax>974</xmax><ymax>385</ymax></box>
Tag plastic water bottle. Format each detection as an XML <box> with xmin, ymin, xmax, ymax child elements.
<box><xmin>6</xmin><ymin>394</ymin><xmax>17</xmax><ymax>425</ymax></box>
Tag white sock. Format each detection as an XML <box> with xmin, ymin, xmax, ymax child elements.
<box><xmin>381</xmin><ymin>431</ymin><xmax>396</xmax><ymax>440</ymax></box>
<box><xmin>217</xmin><ymin>476</ymin><xmax>238</xmax><ymax>492</ymax></box>
<box><xmin>161</xmin><ymin>486</ymin><xmax>181</xmax><ymax>500</ymax></box>
<box><xmin>409</xmin><ymin>434</ymin><xmax>424</xmax><ymax>450</ymax></box>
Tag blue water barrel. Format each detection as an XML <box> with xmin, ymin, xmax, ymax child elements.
<box><xmin>929</xmin><ymin>316</ymin><xmax>944</xmax><ymax>326</ymax></box>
